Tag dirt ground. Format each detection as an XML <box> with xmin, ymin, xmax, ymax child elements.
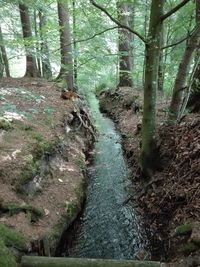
<box><xmin>99</xmin><ymin>87</ymin><xmax>200</xmax><ymax>266</ymax></box>
<box><xmin>0</xmin><ymin>78</ymin><xmax>94</xmax><ymax>257</ymax></box>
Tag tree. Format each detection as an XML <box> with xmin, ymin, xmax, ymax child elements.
<box><xmin>117</xmin><ymin>0</ymin><xmax>133</xmax><ymax>87</ymax></box>
<box><xmin>0</xmin><ymin>25</ymin><xmax>10</xmax><ymax>77</ymax></box>
<box><xmin>57</xmin><ymin>0</ymin><xmax>74</xmax><ymax>90</ymax></box>
<box><xmin>168</xmin><ymin>0</ymin><xmax>200</xmax><ymax>123</ymax></box>
<box><xmin>89</xmin><ymin>0</ymin><xmax>191</xmax><ymax>177</ymax></box>
<box><xmin>140</xmin><ymin>0</ymin><xmax>164</xmax><ymax>177</ymax></box>
<box><xmin>19</xmin><ymin>3</ymin><xmax>39</xmax><ymax>77</ymax></box>
<box><xmin>38</xmin><ymin>8</ymin><xmax>52</xmax><ymax>79</ymax></box>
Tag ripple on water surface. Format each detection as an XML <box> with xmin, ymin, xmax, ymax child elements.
<box><xmin>73</xmin><ymin>95</ymin><xmax>146</xmax><ymax>259</ymax></box>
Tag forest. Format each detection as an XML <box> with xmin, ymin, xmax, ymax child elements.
<box><xmin>0</xmin><ymin>0</ymin><xmax>200</xmax><ymax>266</ymax></box>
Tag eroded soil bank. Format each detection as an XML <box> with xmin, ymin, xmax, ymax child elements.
<box><xmin>99</xmin><ymin>87</ymin><xmax>200</xmax><ymax>266</ymax></box>
<box><xmin>0</xmin><ymin>78</ymin><xmax>94</xmax><ymax>266</ymax></box>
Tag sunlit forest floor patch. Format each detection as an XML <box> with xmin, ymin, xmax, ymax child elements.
<box><xmin>99</xmin><ymin>87</ymin><xmax>200</xmax><ymax>263</ymax></box>
<box><xmin>0</xmin><ymin>78</ymin><xmax>93</xmax><ymax>260</ymax></box>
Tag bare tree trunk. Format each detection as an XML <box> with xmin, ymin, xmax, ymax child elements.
<box><xmin>141</xmin><ymin>0</ymin><xmax>164</xmax><ymax>178</ymax></box>
<box><xmin>39</xmin><ymin>9</ymin><xmax>52</xmax><ymax>79</ymax></box>
<box><xmin>34</xmin><ymin>10</ymin><xmax>42</xmax><ymax>77</ymax></box>
<box><xmin>72</xmin><ymin>0</ymin><xmax>78</xmax><ymax>86</ymax></box>
<box><xmin>117</xmin><ymin>1</ymin><xmax>133</xmax><ymax>87</ymax></box>
<box><xmin>57</xmin><ymin>0</ymin><xmax>74</xmax><ymax>90</ymax></box>
<box><xmin>19</xmin><ymin>3</ymin><xmax>39</xmax><ymax>78</ymax></box>
<box><xmin>158</xmin><ymin>24</ymin><xmax>164</xmax><ymax>91</ymax></box>
<box><xmin>168</xmin><ymin>0</ymin><xmax>200</xmax><ymax>123</ymax></box>
<box><xmin>0</xmin><ymin>26</ymin><xmax>10</xmax><ymax>77</ymax></box>
<box><xmin>0</xmin><ymin>52</ymin><xmax>4</xmax><ymax>78</ymax></box>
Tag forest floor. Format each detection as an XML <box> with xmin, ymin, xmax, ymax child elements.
<box><xmin>99</xmin><ymin>87</ymin><xmax>200</xmax><ymax>266</ymax></box>
<box><xmin>0</xmin><ymin>78</ymin><xmax>94</xmax><ymax>264</ymax></box>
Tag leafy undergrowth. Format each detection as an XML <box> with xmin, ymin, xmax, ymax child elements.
<box><xmin>99</xmin><ymin>87</ymin><xmax>200</xmax><ymax>264</ymax></box>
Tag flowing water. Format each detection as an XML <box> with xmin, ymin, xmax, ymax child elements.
<box><xmin>73</xmin><ymin>95</ymin><xmax>146</xmax><ymax>259</ymax></box>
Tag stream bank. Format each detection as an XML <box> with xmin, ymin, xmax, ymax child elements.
<box><xmin>0</xmin><ymin>78</ymin><xmax>95</xmax><ymax>266</ymax></box>
<box><xmin>98</xmin><ymin>86</ymin><xmax>200</xmax><ymax>265</ymax></box>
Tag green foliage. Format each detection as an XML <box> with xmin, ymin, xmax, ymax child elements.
<box><xmin>0</xmin><ymin>239</ymin><xmax>17</xmax><ymax>267</ymax></box>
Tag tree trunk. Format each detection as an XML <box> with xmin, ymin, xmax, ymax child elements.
<box><xmin>57</xmin><ymin>0</ymin><xmax>74</xmax><ymax>90</ymax></box>
<box><xmin>39</xmin><ymin>9</ymin><xmax>52</xmax><ymax>79</ymax></box>
<box><xmin>34</xmin><ymin>10</ymin><xmax>42</xmax><ymax>77</ymax></box>
<box><xmin>72</xmin><ymin>0</ymin><xmax>78</xmax><ymax>86</ymax></box>
<box><xmin>141</xmin><ymin>0</ymin><xmax>164</xmax><ymax>178</ymax></box>
<box><xmin>117</xmin><ymin>1</ymin><xmax>133</xmax><ymax>87</ymax></box>
<box><xmin>158</xmin><ymin>24</ymin><xmax>164</xmax><ymax>91</ymax></box>
<box><xmin>168</xmin><ymin>0</ymin><xmax>200</xmax><ymax>123</ymax></box>
<box><xmin>0</xmin><ymin>52</ymin><xmax>4</xmax><ymax>78</ymax></box>
<box><xmin>21</xmin><ymin>256</ymin><xmax>161</xmax><ymax>267</ymax></box>
<box><xmin>0</xmin><ymin>26</ymin><xmax>10</xmax><ymax>77</ymax></box>
<box><xmin>19</xmin><ymin>3</ymin><xmax>39</xmax><ymax>78</ymax></box>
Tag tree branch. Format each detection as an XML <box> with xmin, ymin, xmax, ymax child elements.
<box><xmin>161</xmin><ymin>0</ymin><xmax>191</xmax><ymax>21</ymax></box>
<box><xmin>89</xmin><ymin>0</ymin><xmax>146</xmax><ymax>43</ymax></box>
<box><xmin>162</xmin><ymin>28</ymin><xmax>195</xmax><ymax>49</ymax></box>
<box><xmin>73</xmin><ymin>26</ymin><xmax>119</xmax><ymax>45</ymax></box>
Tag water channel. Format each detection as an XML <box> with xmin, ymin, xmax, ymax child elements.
<box><xmin>72</xmin><ymin>94</ymin><xmax>146</xmax><ymax>259</ymax></box>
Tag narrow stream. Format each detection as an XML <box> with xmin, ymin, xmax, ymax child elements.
<box><xmin>72</xmin><ymin>95</ymin><xmax>146</xmax><ymax>259</ymax></box>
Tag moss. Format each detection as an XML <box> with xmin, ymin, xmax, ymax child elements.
<box><xmin>0</xmin><ymin>239</ymin><xmax>17</xmax><ymax>267</ymax></box>
<box><xmin>0</xmin><ymin>118</ymin><xmax>13</xmax><ymax>131</ymax></box>
<box><xmin>32</xmin><ymin>140</ymin><xmax>57</xmax><ymax>161</ymax></box>
<box><xmin>0</xmin><ymin>201</ymin><xmax>44</xmax><ymax>221</ymax></box>
<box><xmin>0</xmin><ymin>224</ymin><xmax>27</xmax><ymax>251</ymax></box>
<box><xmin>175</xmin><ymin>223</ymin><xmax>192</xmax><ymax>236</ymax></box>
<box><xmin>16</xmin><ymin>158</ymin><xmax>40</xmax><ymax>194</ymax></box>
<box><xmin>182</xmin><ymin>242</ymin><xmax>199</xmax><ymax>254</ymax></box>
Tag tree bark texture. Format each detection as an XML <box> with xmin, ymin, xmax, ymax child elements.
<box><xmin>57</xmin><ymin>0</ymin><xmax>74</xmax><ymax>90</ymax></box>
<box><xmin>117</xmin><ymin>1</ymin><xmax>133</xmax><ymax>87</ymax></box>
<box><xmin>21</xmin><ymin>256</ymin><xmax>161</xmax><ymax>267</ymax></box>
<box><xmin>141</xmin><ymin>0</ymin><xmax>164</xmax><ymax>177</ymax></box>
<box><xmin>0</xmin><ymin>25</ymin><xmax>10</xmax><ymax>77</ymax></box>
<box><xmin>168</xmin><ymin>0</ymin><xmax>200</xmax><ymax>123</ymax></box>
<box><xmin>19</xmin><ymin>3</ymin><xmax>38</xmax><ymax>77</ymax></box>
<box><xmin>39</xmin><ymin>9</ymin><xmax>52</xmax><ymax>79</ymax></box>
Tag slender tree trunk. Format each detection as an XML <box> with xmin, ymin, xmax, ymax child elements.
<box><xmin>0</xmin><ymin>51</ymin><xmax>4</xmax><ymax>78</ymax></box>
<box><xmin>39</xmin><ymin>9</ymin><xmax>52</xmax><ymax>79</ymax></box>
<box><xmin>34</xmin><ymin>10</ymin><xmax>42</xmax><ymax>77</ymax></box>
<box><xmin>141</xmin><ymin>1</ymin><xmax>164</xmax><ymax>178</ymax></box>
<box><xmin>142</xmin><ymin>0</ymin><xmax>149</xmax><ymax>86</ymax></box>
<box><xmin>168</xmin><ymin>0</ymin><xmax>200</xmax><ymax>123</ymax></box>
<box><xmin>158</xmin><ymin>24</ymin><xmax>164</xmax><ymax>91</ymax></box>
<box><xmin>128</xmin><ymin>3</ymin><xmax>134</xmax><ymax>75</ymax></box>
<box><xmin>117</xmin><ymin>1</ymin><xmax>133</xmax><ymax>87</ymax></box>
<box><xmin>57</xmin><ymin>0</ymin><xmax>74</xmax><ymax>90</ymax></box>
<box><xmin>0</xmin><ymin>26</ymin><xmax>10</xmax><ymax>77</ymax></box>
<box><xmin>19</xmin><ymin>3</ymin><xmax>38</xmax><ymax>78</ymax></box>
<box><xmin>72</xmin><ymin>0</ymin><xmax>78</xmax><ymax>86</ymax></box>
